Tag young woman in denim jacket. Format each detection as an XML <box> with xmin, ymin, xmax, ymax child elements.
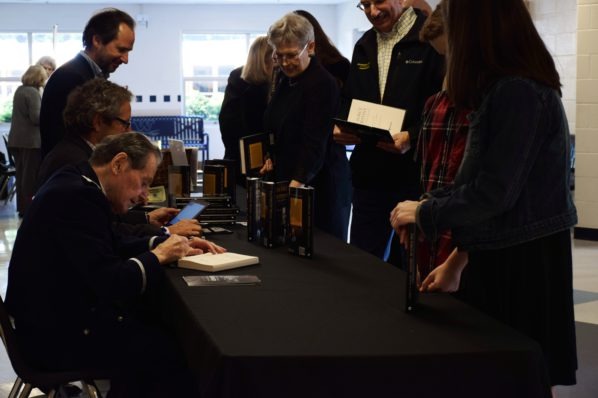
<box><xmin>390</xmin><ymin>0</ymin><xmax>577</xmax><ymax>389</ymax></box>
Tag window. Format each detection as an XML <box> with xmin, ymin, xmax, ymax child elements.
<box><xmin>0</xmin><ymin>31</ymin><xmax>82</xmax><ymax>122</ymax></box>
<box><xmin>181</xmin><ymin>33</ymin><xmax>262</xmax><ymax>121</ymax></box>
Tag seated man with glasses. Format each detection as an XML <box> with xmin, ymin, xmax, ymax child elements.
<box><xmin>334</xmin><ymin>0</ymin><xmax>443</xmax><ymax>263</ymax></box>
<box><xmin>38</xmin><ymin>78</ymin><xmax>203</xmax><ymax>238</ymax></box>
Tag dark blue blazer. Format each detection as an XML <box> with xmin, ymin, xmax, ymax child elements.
<box><xmin>6</xmin><ymin>162</ymin><xmax>166</xmax><ymax>339</ymax></box>
<box><xmin>40</xmin><ymin>53</ymin><xmax>96</xmax><ymax>157</ymax></box>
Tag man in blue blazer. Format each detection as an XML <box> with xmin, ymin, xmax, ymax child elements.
<box><xmin>40</xmin><ymin>8</ymin><xmax>135</xmax><ymax>157</ymax></box>
<box><xmin>6</xmin><ymin>132</ymin><xmax>225</xmax><ymax>397</ymax></box>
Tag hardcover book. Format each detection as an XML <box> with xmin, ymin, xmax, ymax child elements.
<box><xmin>239</xmin><ymin>133</ymin><xmax>269</xmax><ymax>176</ymax></box>
<box><xmin>332</xmin><ymin>118</ymin><xmax>394</xmax><ymax>144</ymax></box>
<box><xmin>204</xmin><ymin>159</ymin><xmax>237</xmax><ymax>202</ymax></box>
<box><xmin>259</xmin><ymin>180</ymin><xmax>289</xmax><ymax>248</ymax></box>
<box><xmin>333</xmin><ymin>99</ymin><xmax>406</xmax><ymax>145</ymax></box>
<box><xmin>246</xmin><ymin>177</ymin><xmax>261</xmax><ymax>242</ymax></box>
<box><xmin>405</xmin><ymin>225</ymin><xmax>419</xmax><ymax>313</ymax></box>
<box><xmin>202</xmin><ymin>164</ymin><xmax>226</xmax><ymax>196</ymax></box>
<box><xmin>178</xmin><ymin>252</ymin><xmax>259</xmax><ymax>272</ymax></box>
<box><xmin>288</xmin><ymin>186</ymin><xmax>314</xmax><ymax>257</ymax></box>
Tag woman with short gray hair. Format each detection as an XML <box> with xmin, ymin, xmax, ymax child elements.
<box><xmin>262</xmin><ymin>12</ymin><xmax>352</xmax><ymax>241</ymax></box>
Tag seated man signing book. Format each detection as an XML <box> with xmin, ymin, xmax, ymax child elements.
<box><xmin>6</xmin><ymin>133</ymin><xmax>225</xmax><ymax>397</ymax></box>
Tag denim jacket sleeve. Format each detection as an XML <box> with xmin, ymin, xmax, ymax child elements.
<box><xmin>417</xmin><ymin>78</ymin><xmax>562</xmax><ymax>244</ymax></box>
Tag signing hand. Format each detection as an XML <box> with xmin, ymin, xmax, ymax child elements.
<box><xmin>152</xmin><ymin>235</ymin><xmax>227</xmax><ymax>264</ymax></box>
<box><xmin>152</xmin><ymin>234</ymin><xmax>197</xmax><ymax>264</ymax></box>
<box><xmin>188</xmin><ymin>236</ymin><xmax>226</xmax><ymax>254</ymax></box>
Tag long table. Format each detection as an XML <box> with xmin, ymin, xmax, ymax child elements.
<box><xmin>161</xmin><ymin>227</ymin><xmax>551</xmax><ymax>398</ymax></box>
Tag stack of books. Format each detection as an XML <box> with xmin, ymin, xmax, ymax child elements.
<box><xmin>177</xmin><ymin>195</ymin><xmax>240</xmax><ymax>226</ymax></box>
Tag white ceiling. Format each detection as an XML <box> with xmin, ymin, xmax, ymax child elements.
<box><xmin>0</xmin><ymin>0</ymin><xmax>348</xmax><ymax>4</ymax></box>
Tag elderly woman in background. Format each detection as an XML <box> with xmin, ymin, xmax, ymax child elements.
<box><xmin>8</xmin><ymin>64</ymin><xmax>47</xmax><ymax>217</ymax></box>
<box><xmin>262</xmin><ymin>12</ymin><xmax>351</xmax><ymax>241</ymax></box>
<box><xmin>36</xmin><ymin>56</ymin><xmax>57</xmax><ymax>78</ymax></box>
<box><xmin>219</xmin><ymin>36</ymin><xmax>273</xmax><ymax>184</ymax></box>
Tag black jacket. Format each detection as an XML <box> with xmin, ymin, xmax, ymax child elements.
<box><xmin>341</xmin><ymin>10</ymin><xmax>444</xmax><ymax>192</ymax></box>
<box><xmin>37</xmin><ymin>135</ymin><xmax>164</xmax><ymax>237</ymax></box>
<box><xmin>40</xmin><ymin>53</ymin><xmax>96</xmax><ymax>157</ymax></box>
<box><xmin>264</xmin><ymin>58</ymin><xmax>351</xmax><ymax>238</ymax></box>
<box><xmin>219</xmin><ymin>66</ymin><xmax>270</xmax><ymax>168</ymax></box>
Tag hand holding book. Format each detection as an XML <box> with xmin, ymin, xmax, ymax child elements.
<box><xmin>377</xmin><ymin>131</ymin><xmax>411</xmax><ymax>154</ymax></box>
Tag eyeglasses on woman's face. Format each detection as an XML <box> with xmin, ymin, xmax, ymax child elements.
<box><xmin>272</xmin><ymin>43</ymin><xmax>308</xmax><ymax>64</ymax></box>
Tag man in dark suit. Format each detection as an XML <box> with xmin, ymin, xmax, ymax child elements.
<box><xmin>38</xmin><ymin>78</ymin><xmax>204</xmax><ymax>238</ymax></box>
<box><xmin>6</xmin><ymin>133</ymin><xmax>225</xmax><ymax>397</ymax></box>
<box><xmin>40</xmin><ymin>8</ymin><xmax>135</xmax><ymax>157</ymax></box>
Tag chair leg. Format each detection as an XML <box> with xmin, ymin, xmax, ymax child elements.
<box><xmin>82</xmin><ymin>381</ymin><xmax>102</xmax><ymax>398</ymax></box>
<box><xmin>8</xmin><ymin>376</ymin><xmax>23</xmax><ymax>398</ymax></box>
<box><xmin>17</xmin><ymin>383</ymin><xmax>32</xmax><ymax>398</ymax></box>
<box><xmin>0</xmin><ymin>178</ymin><xmax>9</xmax><ymax>205</ymax></box>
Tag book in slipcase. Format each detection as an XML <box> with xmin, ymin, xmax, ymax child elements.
<box><xmin>246</xmin><ymin>177</ymin><xmax>261</xmax><ymax>242</ymax></box>
<box><xmin>204</xmin><ymin>159</ymin><xmax>237</xmax><ymax>203</ymax></box>
<box><xmin>239</xmin><ymin>133</ymin><xmax>269</xmax><ymax>176</ymax></box>
<box><xmin>202</xmin><ymin>164</ymin><xmax>226</xmax><ymax>196</ymax></box>
<box><xmin>288</xmin><ymin>186</ymin><xmax>314</xmax><ymax>257</ymax></box>
<box><xmin>259</xmin><ymin>180</ymin><xmax>289</xmax><ymax>248</ymax></box>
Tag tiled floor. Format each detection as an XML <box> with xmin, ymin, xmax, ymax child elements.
<box><xmin>0</xmin><ymin>197</ymin><xmax>596</xmax><ymax>397</ymax></box>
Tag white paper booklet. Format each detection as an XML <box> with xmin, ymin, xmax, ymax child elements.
<box><xmin>178</xmin><ymin>252</ymin><xmax>259</xmax><ymax>272</ymax></box>
<box><xmin>348</xmin><ymin>99</ymin><xmax>406</xmax><ymax>135</ymax></box>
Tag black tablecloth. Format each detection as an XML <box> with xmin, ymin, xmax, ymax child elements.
<box><xmin>161</xmin><ymin>227</ymin><xmax>550</xmax><ymax>398</ymax></box>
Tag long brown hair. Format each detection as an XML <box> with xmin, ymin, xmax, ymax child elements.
<box><xmin>443</xmin><ymin>0</ymin><xmax>560</xmax><ymax>108</ymax></box>
<box><xmin>293</xmin><ymin>10</ymin><xmax>345</xmax><ymax>66</ymax></box>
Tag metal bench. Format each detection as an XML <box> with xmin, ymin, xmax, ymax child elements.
<box><xmin>131</xmin><ymin>115</ymin><xmax>209</xmax><ymax>161</ymax></box>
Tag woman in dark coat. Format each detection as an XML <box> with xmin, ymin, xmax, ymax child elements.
<box><xmin>262</xmin><ymin>12</ymin><xmax>351</xmax><ymax>241</ymax></box>
<box><xmin>219</xmin><ymin>36</ymin><xmax>273</xmax><ymax>184</ymax></box>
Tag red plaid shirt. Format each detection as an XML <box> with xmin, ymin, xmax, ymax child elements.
<box><xmin>417</xmin><ymin>91</ymin><xmax>470</xmax><ymax>276</ymax></box>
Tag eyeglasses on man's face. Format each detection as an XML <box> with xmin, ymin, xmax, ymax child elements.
<box><xmin>114</xmin><ymin>116</ymin><xmax>131</xmax><ymax>130</ymax></box>
<box><xmin>272</xmin><ymin>43</ymin><xmax>309</xmax><ymax>64</ymax></box>
<box><xmin>357</xmin><ymin>0</ymin><xmax>387</xmax><ymax>12</ymax></box>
